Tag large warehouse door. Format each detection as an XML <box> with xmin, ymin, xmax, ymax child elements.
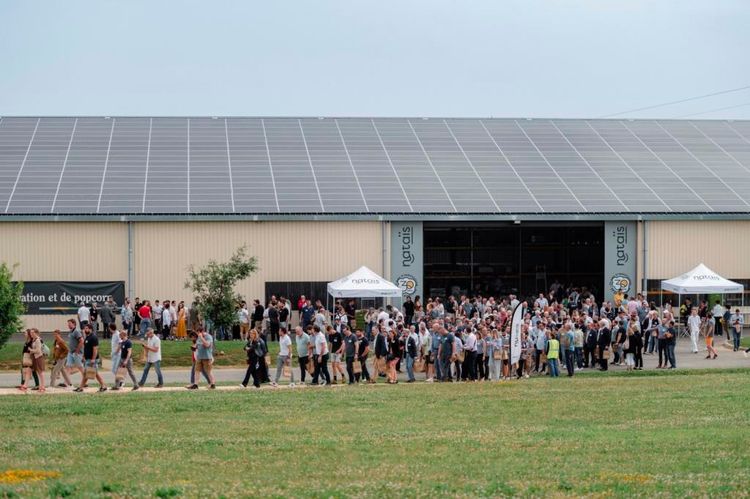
<box><xmin>423</xmin><ymin>222</ymin><xmax>604</xmax><ymax>299</ymax></box>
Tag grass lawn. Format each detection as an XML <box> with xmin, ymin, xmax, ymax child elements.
<box><xmin>0</xmin><ymin>370</ymin><xmax>749</xmax><ymax>497</ymax></box>
<box><xmin>0</xmin><ymin>341</ymin><xmax>279</xmax><ymax>370</ymax></box>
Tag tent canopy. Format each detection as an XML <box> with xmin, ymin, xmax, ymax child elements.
<box><xmin>661</xmin><ymin>263</ymin><xmax>744</xmax><ymax>294</ymax></box>
<box><xmin>327</xmin><ymin>266</ymin><xmax>402</xmax><ymax>298</ymax></box>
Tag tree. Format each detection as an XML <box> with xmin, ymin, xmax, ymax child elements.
<box><xmin>184</xmin><ymin>246</ymin><xmax>258</xmax><ymax>334</ymax></box>
<box><xmin>0</xmin><ymin>263</ymin><xmax>25</xmax><ymax>351</ymax></box>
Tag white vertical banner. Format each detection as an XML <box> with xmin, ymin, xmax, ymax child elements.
<box><xmin>510</xmin><ymin>302</ymin><xmax>524</xmax><ymax>365</ymax></box>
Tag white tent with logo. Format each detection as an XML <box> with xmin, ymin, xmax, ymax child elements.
<box><xmin>661</xmin><ymin>264</ymin><xmax>744</xmax><ymax>336</ymax></box>
<box><xmin>327</xmin><ymin>266</ymin><xmax>402</xmax><ymax>298</ymax></box>
<box><xmin>661</xmin><ymin>263</ymin><xmax>743</xmax><ymax>294</ymax></box>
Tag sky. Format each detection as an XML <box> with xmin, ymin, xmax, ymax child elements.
<box><xmin>1</xmin><ymin>0</ymin><xmax>749</xmax><ymax>119</ymax></box>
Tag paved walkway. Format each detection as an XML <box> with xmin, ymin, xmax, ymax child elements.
<box><xmin>0</xmin><ymin>338</ymin><xmax>746</xmax><ymax>395</ymax></box>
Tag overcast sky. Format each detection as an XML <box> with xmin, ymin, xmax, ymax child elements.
<box><xmin>1</xmin><ymin>0</ymin><xmax>749</xmax><ymax>118</ymax></box>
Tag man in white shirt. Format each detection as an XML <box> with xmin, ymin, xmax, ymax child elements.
<box><xmin>312</xmin><ymin>326</ymin><xmax>331</xmax><ymax>385</ymax></box>
<box><xmin>462</xmin><ymin>328</ymin><xmax>477</xmax><ymax>381</ymax></box>
<box><xmin>377</xmin><ymin>307</ymin><xmax>390</xmax><ymax>326</ymax></box>
<box><xmin>161</xmin><ymin>302</ymin><xmax>173</xmax><ymax>339</ymax></box>
<box><xmin>687</xmin><ymin>308</ymin><xmax>701</xmax><ymax>354</ymax></box>
<box><xmin>153</xmin><ymin>301</ymin><xmax>164</xmax><ymax>337</ymax></box>
<box><xmin>77</xmin><ymin>302</ymin><xmax>90</xmax><ymax>328</ymax></box>
<box><xmin>138</xmin><ymin>328</ymin><xmax>163</xmax><ymax>387</ymax></box>
<box><xmin>273</xmin><ymin>327</ymin><xmax>295</xmax><ymax>387</ymax></box>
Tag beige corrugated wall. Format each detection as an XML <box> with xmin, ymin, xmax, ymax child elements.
<box><xmin>647</xmin><ymin>220</ymin><xmax>750</xmax><ymax>279</ymax></box>
<box><xmin>1</xmin><ymin>221</ymin><xmax>383</xmax><ymax>331</ymax></box>
<box><xmin>133</xmin><ymin>221</ymin><xmax>383</xmax><ymax>303</ymax></box>
<box><xmin>0</xmin><ymin>222</ymin><xmax>128</xmax><ymax>332</ymax></box>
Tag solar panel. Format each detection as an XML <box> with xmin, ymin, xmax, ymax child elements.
<box><xmin>1</xmin><ymin>116</ymin><xmax>750</xmax><ymax>215</ymax></box>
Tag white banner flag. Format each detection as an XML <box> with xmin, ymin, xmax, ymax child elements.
<box><xmin>510</xmin><ymin>302</ymin><xmax>525</xmax><ymax>365</ymax></box>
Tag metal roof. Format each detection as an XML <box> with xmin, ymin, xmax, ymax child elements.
<box><xmin>1</xmin><ymin>117</ymin><xmax>749</xmax><ymax>220</ymax></box>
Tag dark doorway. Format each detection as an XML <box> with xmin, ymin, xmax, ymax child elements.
<box><xmin>423</xmin><ymin>222</ymin><xmax>603</xmax><ymax>299</ymax></box>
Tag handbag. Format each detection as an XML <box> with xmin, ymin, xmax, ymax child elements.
<box><xmin>457</xmin><ymin>351</ymin><xmax>465</xmax><ymax>363</ymax></box>
<box><xmin>501</xmin><ymin>350</ymin><xmax>509</xmax><ymax>361</ymax></box>
<box><xmin>603</xmin><ymin>349</ymin><xmax>611</xmax><ymax>360</ymax></box>
<box><xmin>622</xmin><ymin>338</ymin><xmax>630</xmax><ymax>351</ymax></box>
<box><xmin>115</xmin><ymin>366</ymin><xmax>127</xmax><ymax>382</ymax></box>
<box><xmin>353</xmin><ymin>360</ymin><xmax>362</xmax><ymax>374</ymax></box>
<box><xmin>414</xmin><ymin>358</ymin><xmax>425</xmax><ymax>373</ymax></box>
<box><xmin>85</xmin><ymin>366</ymin><xmax>97</xmax><ymax>380</ymax></box>
<box><xmin>540</xmin><ymin>353</ymin><xmax>547</xmax><ymax>363</ymax></box>
<box><xmin>22</xmin><ymin>352</ymin><xmax>32</xmax><ymax>368</ymax></box>
<box><xmin>493</xmin><ymin>350</ymin><xmax>502</xmax><ymax>360</ymax></box>
<box><xmin>282</xmin><ymin>364</ymin><xmax>291</xmax><ymax>378</ymax></box>
<box><xmin>306</xmin><ymin>358</ymin><xmax>315</xmax><ymax>375</ymax></box>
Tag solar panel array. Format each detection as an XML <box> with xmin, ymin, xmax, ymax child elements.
<box><xmin>1</xmin><ymin>117</ymin><xmax>749</xmax><ymax>215</ymax></box>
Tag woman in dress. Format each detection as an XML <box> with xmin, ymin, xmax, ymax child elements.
<box><xmin>176</xmin><ymin>302</ymin><xmax>187</xmax><ymax>340</ymax></box>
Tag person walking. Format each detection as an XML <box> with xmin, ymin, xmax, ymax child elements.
<box><xmin>188</xmin><ymin>327</ymin><xmax>216</xmax><ymax>389</ymax></box>
<box><xmin>75</xmin><ymin>324</ymin><xmax>107</xmax><ymax>392</ymax></box>
<box><xmin>109</xmin><ymin>323</ymin><xmax>122</xmax><ymax>376</ymax></box>
<box><xmin>665</xmin><ymin>320</ymin><xmax>677</xmax><ymax>369</ymax></box>
<box><xmin>312</xmin><ymin>326</ymin><xmax>331</xmax><ymax>386</ymax></box>
<box><xmin>50</xmin><ymin>329</ymin><xmax>72</xmax><ymax>388</ymax></box>
<box><xmin>272</xmin><ymin>327</ymin><xmax>295</xmax><ymax>387</ymax></box>
<box><xmin>386</xmin><ymin>329</ymin><xmax>401</xmax><ymax>384</ymax></box>
<box><xmin>342</xmin><ymin>326</ymin><xmax>357</xmax><ymax>384</ymax></box>
<box><xmin>241</xmin><ymin>329</ymin><xmax>264</xmax><ymax>388</ymax></box>
<box><xmin>138</xmin><ymin>328</ymin><xmax>164</xmax><ymax>388</ymax></box>
<box><xmin>65</xmin><ymin>319</ymin><xmax>85</xmax><ymax>386</ymax></box>
<box><xmin>113</xmin><ymin>330</ymin><xmax>139</xmax><ymax>390</ymax></box>
<box><xmin>687</xmin><ymin>308</ymin><xmax>701</xmax><ymax>354</ymax></box>
<box><xmin>702</xmin><ymin>314</ymin><xmax>718</xmax><ymax>360</ymax></box>
<box><xmin>27</xmin><ymin>329</ymin><xmax>47</xmax><ymax>392</ymax></box>
<box><xmin>294</xmin><ymin>326</ymin><xmax>311</xmax><ymax>384</ymax></box>
<box><xmin>355</xmin><ymin>329</ymin><xmax>371</xmax><ymax>383</ymax></box>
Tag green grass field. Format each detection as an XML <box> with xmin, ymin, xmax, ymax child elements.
<box><xmin>1</xmin><ymin>370</ymin><xmax>749</xmax><ymax>497</ymax></box>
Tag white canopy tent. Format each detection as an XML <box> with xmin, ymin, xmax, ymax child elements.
<box><xmin>661</xmin><ymin>264</ymin><xmax>744</xmax><ymax>336</ymax></box>
<box><xmin>661</xmin><ymin>263</ymin><xmax>744</xmax><ymax>294</ymax></box>
<box><xmin>327</xmin><ymin>266</ymin><xmax>401</xmax><ymax>299</ymax></box>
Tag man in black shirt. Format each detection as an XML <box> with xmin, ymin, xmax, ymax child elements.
<box><xmin>113</xmin><ymin>330</ymin><xmax>139</xmax><ymax>391</ymax></box>
<box><xmin>75</xmin><ymin>324</ymin><xmax>106</xmax><ymax>392</ymax></box>
<box><xmin>252</xmin><ymin>299</ymin><xmax>264</xmax><ymax>331</ymax></box>
<box><xmin>342</xmin><ymin>326</ymin><xmax>357</xmax><ymax>384</ymax></box>
<box><xmin>268</xmin><ymin>301</ymin><xmax>280</xmax><ymax>342</ymax></box>
<box><xmin>403</xmin><ymin>296</ymin><xmax>415</xmax><ymax>326</ymax></box>
<box><xmin>355</xmin><ymin>329</ymin><xmax>370</xmax><ymax>383</ymax></box>
<box><xmin>329</xmin><ymin>326</ymin><xmax>345</xmax><ymax>384</ymax></box>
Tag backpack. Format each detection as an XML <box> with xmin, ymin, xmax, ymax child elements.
<box><xmin>42</xmin><ymin>342</ymin><xmax>50</xmax><ymax>357</ymax></box>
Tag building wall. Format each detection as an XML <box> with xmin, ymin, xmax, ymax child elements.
<box><xmin>0</xmin><ymin>222</ymin><xmax>129</xmax><ymax>332</ymax></box>
<box><xmin>1</xmin><ymin>221</ymin><xmax>384</xmax><ymax>331</ymax></box>
<box><xmin>647</xmin><ymin>220</ymin><xmax>750</xmax><ymax>279</ymax></box>
<box><xmin>132</xmin><ymin>221</ymin><xmax>384</xmax><ymax>301</ymax></box>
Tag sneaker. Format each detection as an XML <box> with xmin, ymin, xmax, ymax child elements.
<box><xmin>132</xmin><ymin>385</ymin><xmax>139</xmax><ymax>391</ymax></box>
<box><xmin>319</xmin><ymin>380</ymin><xmax>327</xmax><ymax>386</ymax></box>
<box><xmin>524</xmin><ymin>374</ymin><xmax>530</xmax><ymax>379</ymax></box>
<box><xmin>154</xmin><ymin>384</ymin><xmax>163</xmax><ymax>389</ymax></box>
<box><xmin>239</xmin><ymin>384</ymin><xmax>247</xmax><ymax>388</ymax></box>
<box><xmin>187</xmin><ymin>384</ymin><xmax>199</xmax><ymax>390</ymax></box>
<box><xmin>271</xmin><ymin>382</ymin><xmax>278</xmax><ymax>387</ymax></box>
<box><xmin>111</xmin><ymin>386</ymin><xmax>120</xmax><ymax>391</ymax></box>
<box><xmin>209</xmin><ymin>384</ymin><xmax>216</xmax><ymax>389</ymax></box>
<box><xmin>74</xmin><ymin>387</ymin><xmax>84</xmax><ymax>392</ymax></box>
<box><xmin>138</xmin><ymin>383</ymin><xmax>144</xmax><ymax>387</ymax></box>
<box><xmin>289</xmin><ymin>383</ymin><xmax>295</xmax><ymax>388</ymax></box>
<box><xmin>98</xmin><ymin>387</ymin><xmax>107</xmax><ymax>393</ymax></box>
<box><xmin>57</xmin><ymin>383</ymin><xmax>68</xmax><ymax>388</ymax></box>
<box><xmin>425</xmin><ymin>378</ymin><xmax>434</xmax><ymax>383</ymax></box>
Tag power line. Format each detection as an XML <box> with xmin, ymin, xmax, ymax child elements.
<box><xmin>598</xmin><ymin>84</ymin><xmax>750</xmax><ymax>118</ymax></box>
<box><xmin>674</xmin><ymin>101</ymin><xmax>750</xmax><ymax>118</ymax></box>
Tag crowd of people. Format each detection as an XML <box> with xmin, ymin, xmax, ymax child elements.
<box><xmin>15</xmin><ymin>287</ymin><xmax>749</xmax><ymax>393</ymax></box>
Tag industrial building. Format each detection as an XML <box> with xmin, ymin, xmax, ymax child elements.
<box><xmin>1</xmin><ymin>116</ymin><xmax>750</xmax><ymax>331</ymax></box>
